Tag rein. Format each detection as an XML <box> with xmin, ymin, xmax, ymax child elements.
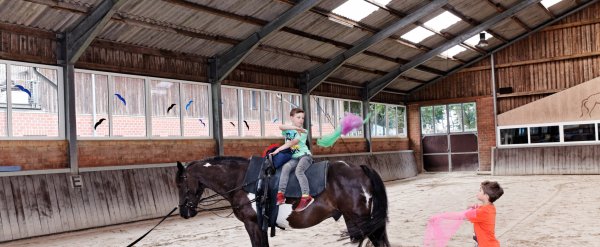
<box><xmin>128</xmin><ymin>171</ymin><xmax>264</xmax><ymax>246</ymax></box>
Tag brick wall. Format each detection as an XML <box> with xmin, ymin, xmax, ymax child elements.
<box><xmin>0</xmin><ymin>140</ymin><xmax>67</xmax><ymax>170</ymax></box>
<box><xmin>407</xmin><ymin>96</ymin><xmax>496</xmax><ymax>172</ymax></box>
<box><xmin>0</xmin><ymin>112</ymin><xmax>59</xmax><ymax>137</ymax></box>
<box><xmin>78</xmin><ymin>139</ymin><xmax>216</xmax><ymax>167</ymax></box>
<box><xmin>372</xmin><ymin>138</ymin><xmax>410</xmax><ymax>152</ymax></box>
<box><xmin>408</xmin><ymin>104</ymin><xmax>423</xmax><ymax>172</ymax></box>
<box><xmin>476</xmin><ymin>97</ymin><xmax>496</xmax><ymax>171</ymax></box>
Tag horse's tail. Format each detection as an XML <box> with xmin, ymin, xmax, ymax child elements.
<box><xmin>360</xmin><ymin>165</ymin><xmax>390</xmax><ymax>247</ymax></box>
<box><xmin>581</xmin><ymin>99</ymin><xmax>589</xmax><ymax>118</ymax></box>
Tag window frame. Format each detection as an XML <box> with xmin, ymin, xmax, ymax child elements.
<box><xmin>311</xmin><ymin>95</ymin><xmax>364</xmax><ymax>138</ymax></box>
<box><xmin>222</xmin><ymin>85</ymin><xmax>301</xmax><ymax>139</ymax></box>
<box><xmin>497</xmin><ymin>120</ymin><xmax>600</xmax><ymax>148</ymax></box>
<box><xmin>370</xmin><ymin>102</ymin><xmax>407</xmax><ymax>138</ymax></box>
<box><xmin>0</xmin><ymin>59</ymin><xmax>65</xmax><ymax>140</ymax></box>
<box><xmin>76</xmin><ymin>69</ymin><xmax>212</xmax><ymax>140</ymax></box>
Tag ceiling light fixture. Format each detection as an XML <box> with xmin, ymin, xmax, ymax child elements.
<box><xmin>476</xmin><ymin>32</ymin><xmax>489</xmax><ymax>48</ymax></box>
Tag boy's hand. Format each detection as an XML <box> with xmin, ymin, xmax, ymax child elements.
<box><xmin>271</xmin><ymin>150</ymin><xmax>280</xmax><ymax>156</ymax></box>
<box><xmin>295</xmin><ymin>127</ymin><xmax>306</xmax><ymax>133</ymax></box>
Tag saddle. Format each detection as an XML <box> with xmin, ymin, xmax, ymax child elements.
<box><xmin>243</xmin><ymin>156</ymin><xmax>329</xmax><ymax>236</ymax></box>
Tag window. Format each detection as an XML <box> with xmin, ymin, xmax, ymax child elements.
<box><xmin>112</xmin><ymin>76</ymin><xmax>146</xmax><ymax>137</ymax></box>
<box><xmin>541</xmin><ymin>0</ymin><xmax>562</xmax><ymax>8</ymax></box>
<box><xmin>370</xmin><ymin>102</ymin><xmax>405</xmax><ymax>137</ymax></box>
<box><xmin>222</xmin><ymin>86</ymin><xmax>300</xmax><ymax>138</ymax></box>
<box><xmin>530</xmin><ymin>126</ymin><xmax>560</xmax><ymax>143</ymax></box>
<box><xmin>0</xmin><ymin>64</ymin><xmax>6</xmax><ymax>137</ymax></box>
<box><xmin>181</xmin><ymin>83</ymin><xmax>210</xmax><ymax>137</ymax></box>
<box><xmin>343</xmin><ymin>100</ymin><xmax>363</xmax><ymax>136</ymax></box>
<box><xmin>421</xmin><ymin>103</ymin><xmax>476</xmax><ymax>135</ymax></box>
<box><xmin>240</xmin><ymin>89</ymin><xmax>261</xmax><ymax>137</ymax></box>
<box><xmin>499</xmin><ymin>122</ymin><xmax>600</xmax><ymax>146</ymax></box>
<box><xmin>500</xmin><ymin>128</ymin><xmax>528</xmax><ymax>145</ymax></box>
<box><xmin>434</xmin><ymin>105</ymin><xmax>447</xmax><ymax>134</ymax></box>
<box><xmin>151</xmin><ymin>80</ymin><xmax>180</xmax><ymax>137</ymax></box>
<box><xmin>4</xmin><ymin>63</ymin><xmax>62</xmax><ymax>138</ymax></box>
<box><xmin>75</xmin><ymin>70</ymin><xmax>210</xmax><ymax>138</ymax></box>
<box><xmin>311</xmin><ymin>96</ymin><xmax>363</xmax><ymax>137</ymax></box>
<box><xmin>463</xmin><ymin>103</ymin><xmax>477</xmax><ymax>131</ymax></box>
<box><xmin>222</xmin><ymin>87</ymin><xmax>239</xmax><ymax>137</ymax></box>
<box><xmin>564</xmin><ymin>124</ymin><xmax>595</xmax><ymax>142</ymax></box>
<box><xmin>441</xmin><ymin>45</ymin><xmax>467</xmax><ymax>58</ymax></box>
<box><xmin>75</xmin><ymin>72</ymin><xmax>109</xmax><ymax>137</ymax></box>
<box><xmin>424</xmin><ymin>11</ymin><xmax>461</xmax><ymax>32</ymax></box>
<box><xmin>331</xmin><ymin>0</ymin><xmax>391</xmax><ymax>22</ymax></box>
<box><xmin>264</xmin><ymin>92</ymin><xmax>284</xmax><ymax>137</ymax></box>
<box><xmin>401</xmin><ymin>26</ymin><xmax>434</xmax><ymax>44</ymax></box>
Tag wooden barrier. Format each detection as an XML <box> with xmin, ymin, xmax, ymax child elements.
<box><xmin>493</xmin><ymin>145</ymin><xmax>600</xmax><ymax>175</ymax></box>
<box><xmin>0</xmin><ymin>151</ymin><xmax>416</xmax><ymax>242</ymax></box>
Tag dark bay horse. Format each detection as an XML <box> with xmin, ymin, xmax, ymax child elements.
<box><xmin>176</xmin><ymin>156</ymin><xmax>390</xmax><ymax>247</ymax></box>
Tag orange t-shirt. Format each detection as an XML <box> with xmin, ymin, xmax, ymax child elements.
<box><xmin>466</xmin><ymin>204</ymin><xmax>499</xmax><ymax>247</ymax></box>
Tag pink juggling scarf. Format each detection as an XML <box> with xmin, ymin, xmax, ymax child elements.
<box><xmin>423</xmin><ymin>208</ymin><xmax>477</xmax><ymax>247</ymax></box>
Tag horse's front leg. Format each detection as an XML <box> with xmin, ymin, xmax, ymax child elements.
<box><xmin>242</xmin><ymin>219</ymin><xmax>269</xmax><ymax>247</ymax></box>
<box><xmin>232</xmin><ymin>202</ymin><xmax>269</xmax><ymax>247</ymax></box>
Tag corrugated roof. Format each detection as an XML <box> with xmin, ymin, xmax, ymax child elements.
<box><xmin>0</xmin><ymin>0</ymin><xmax>591</xmax><ymax>97</ymax></box>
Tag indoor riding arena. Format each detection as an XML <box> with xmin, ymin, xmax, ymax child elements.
<box><xmin>1</xmin><ymin>0</ymin><xmax>599</xmax><ymax>247</ymax></box>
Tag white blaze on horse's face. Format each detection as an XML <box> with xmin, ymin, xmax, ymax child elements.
<box><xmin>203</xmin><ymin>162</ymin><xmax>212</xmax><ymax>167</ymax></box>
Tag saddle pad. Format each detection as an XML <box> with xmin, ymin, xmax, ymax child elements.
<box><xmin>243</xmin><ymin>156</ymin><xmax>329</xmax><ymax>197</ymax></box>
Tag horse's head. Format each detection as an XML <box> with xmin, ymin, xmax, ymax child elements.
<box><xmin>176</xmin><ymin>161</ymin><xmax>205</xmax><ymax>219</ymax></box>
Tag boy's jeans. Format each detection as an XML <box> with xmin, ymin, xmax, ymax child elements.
<box><xmin>278</xmin><ymin>155</ymin><xmax>313</xmax><ymax>195</ymax></box>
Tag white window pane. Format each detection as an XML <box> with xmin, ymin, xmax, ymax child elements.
<box><xmin>387</xmin><ymin>106</ymin><xmax>397</xmax><ymax>135</ymax></box>
<box><xmin>181</xmin><ymin>83</ymin><xmax>210</xmax><ymax>137</ymax></box>
<box><xmin>319</xmin><ymin>98</ymin><xmax>336</xmax><ymax>136</ymax></box>
<box><xmin>420</xmin><ymin>106</ymin><xmax>434</xmax><ymax>134</ymax></box>
<box><xmin>449</xmin><ymin>104</ymin><xmax>463</xmax><ymax>133</ymax></box>
<box><xmin>151</xmin><ymin>80</ymin><xmax>181</xmax><ymax>137</ymax></box>
<box><xmin>541</xmin><ymin>0</ymin><xmax>562</xmax><ymax>8</ymax></box>
<box><xmin>424</xmin><ymin>11</ymin><xmax>461</xmax><ymax>32</ymax></box>
<box><xmin>441</xmin><ymin>45</ymin><xmax>466</xmax><ymax>58</ymax></box>
<box><xmin>332</xmin><ymin>0</ymin><xmax>378</xmax><ymax>22</ymax></box>
<box><xmin>112</xmin><ymin>76</ymin><xmax>146</xmax><ymax>137</ymax></box>
<box><xmin>370</xmin><ymin>103</ymin><xmax>386</xmax><ymax>136</ymax></box>
<box><xmin>76</xmin><ymin>72</ymin><xmax>109</xmax><ymax>137</ymax></box>
<box><xmin>310</xmin><ymin>96</ymin><xmax>321</xmax><ymax>137</ymax></box>
<box><xmin>264</xmin><ymin>92</ymin><xmax>283</xmax><ymax>137</ymax></box>
<box><xmin>401</xmin><ymin>26</ymin><xmax>435</xmax><ymax>43</ymax></box>
<box><xmin>240</xmin><ymin>89</ymin><xmax>260</xmax><ymax>137</ymax></box>
<box><xmin>463</xmin><ymin>102</ymin><xmax>477</xmax><ymax>131</ymax></box>
<box><xmin>397</xmin><ymin>106</ymin><xmax>406</xmax><ymax>135</ymax></box>
<box><xmin>222</xmin><ymin>87</ymin><xmax>238</xmax><ymax>137</ymax></box>
<box><xmin>434</xmin><ymin>105</ymin><xmax>447</xmax><ymax>134</ymax></box>
<box><xmin>11</xmin><ymin>65</ymin><xmax>59</xmax><ymax>137</ymax></box>
<box><xmin>282</xmin><ymin>94</ymin><xmax>300</xmax><ymax>126</ymax></box>
<box><xmin>0</xmin><ymin>64</ymin><xmax>6</xmax><ymax>136</ymax></box>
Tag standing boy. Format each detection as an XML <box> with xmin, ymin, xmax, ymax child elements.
<box><xmin>466</xmin><ymin>181</ymin><xmax>504</xmax><ymax>247</ymax></box>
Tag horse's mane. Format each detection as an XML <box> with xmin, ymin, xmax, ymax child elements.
<box><xmin>187</xmin><ymin>156</ymin><xmax>249</xmax><ymax>168</ymax></box>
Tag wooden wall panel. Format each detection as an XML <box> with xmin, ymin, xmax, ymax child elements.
<box><xmin>0</xmin><ymin>150</ymin><xmax>416</xmax><ymax>242</ymax></box>
<box><xmin>410</xmin><ymin>2</ymin><xmax>600</xmax><ymax>114</ymax></box>
<box><xmin>494</xmin><ymin>145</ymin><xmax>600</xmax><ymax>175</ymax></box>
<box><xmin>0</xmin><ymin>23</ymin><xmax>56</xmax><ymax>65</ymax></box>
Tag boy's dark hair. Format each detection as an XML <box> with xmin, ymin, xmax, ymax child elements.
<box><xmin>481</xmin><ymin>181</ymin><xmax>504</xmax><ymax>203</ymax></box>
<box><xmin>289</xmin><ymin>108</ymin><xmax>304</xmax><ymax>117</ymax></box>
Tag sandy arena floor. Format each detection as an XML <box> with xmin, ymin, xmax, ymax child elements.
<box><xmin>2</xmin><ymin>173</ymin><xmax>600</xmax><ymax>247</ymax></box>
